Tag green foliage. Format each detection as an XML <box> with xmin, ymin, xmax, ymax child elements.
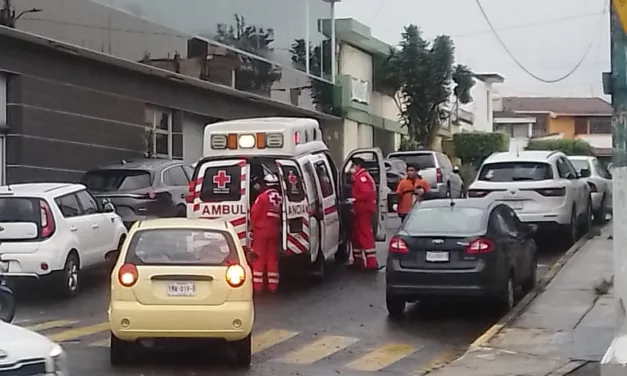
<box><xmin>399</xmin><ymin>137</ymin><xmax>419</xmax><ymax>151</ymax></box>
<box><xmin>453</xmin><ymin>132</ymin><xmax>509</xmax><ymax>167</ymax></box>
<box><xmin>216</xmin><ymin>14</ymin><xmax>282</xmax><ymax>95</ymax></box>
<box><xmin>525</xmin><ymin>139</ymin><xmax>594</xmax><ymax>156</ymax></box>
<box><xmin>289</xmin><ymin>39</ymin><xmax>340</xmax><ymax>116</ymax></box>
<box><xmin>374</xmin><ymin>25</ymin><xmax>475</xmax><ymax>148</ymax></box>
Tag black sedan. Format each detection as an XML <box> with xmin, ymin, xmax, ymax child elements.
<box><xmin>385</xmin><ymin>198</ymin><xmax>538</xmax><ymax>317</ymax></box>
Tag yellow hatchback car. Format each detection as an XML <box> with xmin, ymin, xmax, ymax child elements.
<box><xmin>107</xmin><ymin>218</ymin><xmax>254</xmax><ymax>367</ymax></box>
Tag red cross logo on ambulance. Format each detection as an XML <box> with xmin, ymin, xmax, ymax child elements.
<box><xmin>287</xmin><ymin>170</ymin><xmax>299</xmax><ymax>194</ymax></box>
<box><xmin>212</xmin><ymin>170</ymin><xmax>231</xmax><ymax>194</ymax></box>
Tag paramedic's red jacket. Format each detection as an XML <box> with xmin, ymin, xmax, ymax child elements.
<box><xmin>351</xmin><ymin>167</ymin><xmax>377</xmax><ymax>216</ymax></box>
<box><xmin>250</xmin><ymin>187</ymin><xmax>282</xmax><ymax>239</ymax></box>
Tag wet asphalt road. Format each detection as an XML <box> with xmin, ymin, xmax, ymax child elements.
<box><xmin>11</xmin><ymin>215</ymin><xmax>568</xmax><ymax>376</ymax></box>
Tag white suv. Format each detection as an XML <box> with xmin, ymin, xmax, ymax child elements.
<box><xmin>0</xmin><ymin>183</ymin><xmax>127</xmax><ymax>297</ymax></box>
<box><xmin>468</xmin><ymin>151</ymin><xmax>592</xmax><ymax>243</ymax></box>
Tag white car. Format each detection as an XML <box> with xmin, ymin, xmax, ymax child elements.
<box><xmin>468</xmin><ymin>151</ymin><xmax>592</xmax><ymax>244</ymax></box>
<box><xmin>0</xmin><ymin>183</ymin><xmax>127</xmax><ymax>297</ymax></box>
<box><xmin>568</xmin><ymin>155</ymin><xmax>612</xmax><ymax>223</ymax></box>
<box><xmin>0</xmin><ymin>319</ymin><xmax>69</xmax><ymax>375</ymax></box>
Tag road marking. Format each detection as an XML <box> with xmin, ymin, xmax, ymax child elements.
<box><xmin>89</xmin><ymin>338</ymin><xmax>111</xmax><ymax>347</ymax></box>
<box><xmin>414</xmin><ymin>348</ymin><xmax>463</xmax><ymax>375</ymax></box>
<box><xmin>345</xmin><ymin>343</ymin><xmax>418</xmax><ymax>371</ymax></box>
<box><xmin>47</xmin><ymin>322</ymin><xmax>110</xmax><ymax>342</ymax></box>
<box><xmin>24</xmin><ymin>320</ymin><xmax>78</xmax><ymax>332</ymax></box>
<box><xmin>252</xmin><ymin>329</ymin><xmax>298</xmax><ymax>354</ymax></box>
<box><xmin>276</xmin><ymin>335</ymin><xmax>358</xmax><ymax>365</ymax></box>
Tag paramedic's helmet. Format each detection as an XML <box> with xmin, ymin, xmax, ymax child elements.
<box><xmin>263</xmin><ymin>173</ymin><xmax>280</xmax><ymax>186</ymax></box>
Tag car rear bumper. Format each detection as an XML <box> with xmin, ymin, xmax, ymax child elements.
<box><xmin>109</xmin><ymin>300</ymin><xmax>254</xmax><ymax>342</ymax></box>
<box><xmin>516</xmin><ymin>209</ymin><xmax>571</xmax><ymax>225</ymax></box>
<box><xmin>385</xmin><ymin>260</ymin><xmax>504</xmax><ymax>299</ymax></box>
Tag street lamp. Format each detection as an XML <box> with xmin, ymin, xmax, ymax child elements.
<box><xmin>15</xmin><ymin>7</ymin><xmax>41</xmax><ymax>21</ymax></box>
<box><xmin>0</xmin><ymin>5</ymin><xmax>41</xmax><ymax>28</ymax></box>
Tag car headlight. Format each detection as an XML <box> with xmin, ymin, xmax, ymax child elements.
<box><xmin>46</xmin><ymin>343</ymin><xmax>69</xmax><ymax>376</ymax></box>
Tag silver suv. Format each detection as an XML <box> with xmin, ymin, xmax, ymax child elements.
<box><xmin>386</xmin><ymin>150</ymin><xmax>464</xmax><ymax>197</ymax></box>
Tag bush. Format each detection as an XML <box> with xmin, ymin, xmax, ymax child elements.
<box><xmin>525</xmin><ymin>139</ymin><xmax>594</xmax><ymax>156</ymax></box>
<box><xmin>453</xmin><ymin>132</ymin><xmax>509</xmax><ymax>167</ymax></box>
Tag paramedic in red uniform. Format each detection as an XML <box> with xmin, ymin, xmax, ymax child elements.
<box><xmin>249</xmin><ymin>173</ymin><xmax>282</xmax><ymax>292</ymax></box>
<box><xmin>350</xmin><ymin>157</ymin><xmax>378</xmax><ymax>270</ymax></box>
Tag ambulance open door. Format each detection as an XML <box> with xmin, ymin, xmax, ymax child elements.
<box><xmin>275</xmin><ymin>160</ymin><xmax>310</xmax><ymax>257</ymax></box>
<box><xmin>340</xmin><ymin>148</ymin><xmax>388</xmax><ymax>242</ymax></box>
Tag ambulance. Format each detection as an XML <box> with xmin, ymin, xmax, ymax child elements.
<box><xmin>186</xmin><ymin>117</ymin><xmax>388</xmax><ymax>277</ymax></box>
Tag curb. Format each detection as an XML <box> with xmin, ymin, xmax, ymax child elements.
<box><xmin>468</xmin><ymin>227</ymin><xmax>605</xmax><ymax>350</ymax></box>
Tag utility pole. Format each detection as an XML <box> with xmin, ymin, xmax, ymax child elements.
<box><xmin>601</xmin><ymin>1</ymin><xmax>627</xmax><ymax>375</ymax></box>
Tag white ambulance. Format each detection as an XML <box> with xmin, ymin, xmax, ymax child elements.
<box><xmin>186</xmin><ymin>117</ymin><xmax>388</xmax><ymax>277</ymax></box>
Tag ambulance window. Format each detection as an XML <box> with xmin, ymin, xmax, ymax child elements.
<box><xmin>314</xmin><ymin>161</ymin><xmax>334</xmax><ymax>198</ymax></box>
<box><xmin>302</xmin><ymin>162</ymin><xmax>320</xmax><ymax>203</ymax></box>
<box><xmin>199</xmin><ymin>164</ymin><xmax>241</xmax><ymax>202</ymax></box>
<box><xmin>279</xmin><ymin>165</ymin><xmax>305</xmax><ymax>202</ymax></box>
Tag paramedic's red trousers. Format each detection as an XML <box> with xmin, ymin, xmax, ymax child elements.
<box><xmin>251</xmin><ymin>236</ymin><xmax>279</xmax><ymax>292</ymax></box>
<box><xmin>351</xmin><ymin>212</ymin><xmax>377</xmax><ymax>269</ymax></box>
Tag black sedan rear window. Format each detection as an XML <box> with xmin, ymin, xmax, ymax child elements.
<box><xmin>82</xmin><ymin>170</ymin><xmax>152</xmax><ymax>191</ymax></box>
<box><xmin>404</xmin><ymin>207</ymin><xmax>485</xmax><ymax>235</ymax></box>
<box><xmin>478</xmin><ymin>162</ymin><xmax>553</xmax><ymax>182</ymax></box>
<box><xmin>126</xmin><ymin>229</ymin><xmax>238</xmax><ymax>266</ymax></box>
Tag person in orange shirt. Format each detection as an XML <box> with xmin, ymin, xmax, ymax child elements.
<box><xmin>395</xmin><ymin>163</ymin><xmax>431</xmax><ymax>221</ymax></box>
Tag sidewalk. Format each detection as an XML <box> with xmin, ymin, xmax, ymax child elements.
<box><xmin>429</xmin><ymin>224</ymin><xmax>614</xmax><ymax>376</ymax></box>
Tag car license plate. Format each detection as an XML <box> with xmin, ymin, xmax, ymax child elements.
<box><xmin>426</xmin><ymin>251</ymin><xmax>449</xmax><ymax>262</ymax></box>
<box><xmin>167</xmin><ymin>282</ymin><xmax>196</xmax><ymax>297</ymax></box>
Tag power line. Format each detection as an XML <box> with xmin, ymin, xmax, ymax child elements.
<box><xmin>474</xmin><ymin>0</ymin><xmax>608</xmax><ymax>84</ymax></box>
<box><xmin>452</xmin><ymin>11</ymin><xmax>604</xmax><ymax>39</ymax></box>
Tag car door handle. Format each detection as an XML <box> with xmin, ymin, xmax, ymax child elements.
<box><xmin>92</xmin><ymin>224</ymin><xmax>99</xmax><ymax>229</ymax></box>
<box><xmin>70</xmin><ymin>226</ymin><xmax>77</xmax><ymax>232</ymax></box>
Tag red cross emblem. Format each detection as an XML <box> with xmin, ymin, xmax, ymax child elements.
<box><xmin>268</xmin><ymin>191</ymin><xmax>281</xmax><ymax>207</ymax></box>
<box><xmin>287</xmin><ymin>171</ymin><xmax>298</xmax><ymax>186</ymax></box>
<box><xmin>212</xmin><ymin>170</ymin><xmax>231</xmax><ymax>189</ymax></box>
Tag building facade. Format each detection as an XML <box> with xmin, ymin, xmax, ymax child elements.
<box><xmin>1</xmin><ymin>0</ymin><xmax>348</xmax><ymax>183</ymax></box>
<box><xmin>333</xmin><ymin>18</ymin><xmax>405</xmax><ymax>157</ymax></box>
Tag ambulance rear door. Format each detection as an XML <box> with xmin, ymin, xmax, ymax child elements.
<box><xmin>188</xmin><ymin>158</ymin><xmax>249</xmax><ymax>247</ymax></box>
<box><xmin>340</xmin><ymin>148</ymin><xmax>388</xmax><ymax>241</ymax></box>
<box><xmin>275</xmin><ymin>159</ymin><xmax>310</xmax><ymax>258</ymax></box>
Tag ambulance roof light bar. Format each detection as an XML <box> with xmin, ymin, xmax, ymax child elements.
<box><xmin>210</xmin><ymin>132</ymin><xmax>284</xmax><ymax>150</ymax></box>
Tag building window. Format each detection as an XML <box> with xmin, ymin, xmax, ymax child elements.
<box><xmin>574</xmin><ymin>117</ymin><xmax>588</xmax><ymax>135</ymax></box>
<box><xmin>589</xmin><ymin>118</ymin><xmax>611</xmax><ymax>134</ymax></box>
<box><xmin>145</xmin><ymin>106</ymin><xmax>173</xmax><ymax>159</ymax></box>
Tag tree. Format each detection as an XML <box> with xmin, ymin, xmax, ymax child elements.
<box><xmin>289</xmin><ymin>39</ymin><xmax>340</xmax><ymax>116</ymax></box>
<box><xmin>453</xmin><ymin>132</ymin><xmax>509</xmax><ymax>167</ymax></box>
<box><xmin>375</xmin><ymin>25</ymin><xmax>475</xmax><ymax>148</ymax></box>
<box><xmin>216</xmin><ymin>14</ymin><xmax>282</xmax><ymax>95</ymax></box>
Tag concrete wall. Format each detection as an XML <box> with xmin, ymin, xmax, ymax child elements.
<box><xmin>371</xmin><ymin>91</ymin><xmax>399</xmax><ymax>122</ymax></box>
<box><xmin>339</xmin><ymin>44</ymin><xmax>372</xmax><ymax>82</ymax></box>
<box><xmin>462</xmin><ymin>78</ymin><xmax>492</xmax><ymax>133</ymax></box>
<box><xmin>547</xmin><ymin>116</ymin><xmax>575</xmax><ymax>139</ymax></box>
<box><xmin>182</xmin><ymin>113</ymin><xmax>206</xmax><ymax>165</ymax></box>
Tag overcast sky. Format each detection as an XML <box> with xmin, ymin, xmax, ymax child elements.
<box><xmin>337</xmin><ymin>0</ymin><xmax>610</xmax><ymax>99</ymax></box>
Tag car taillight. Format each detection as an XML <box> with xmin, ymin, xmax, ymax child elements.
<box><xmin>587</xmin><ymin>181</ymin><xmax>598</xmax><ymax>192</ymax></box>
<box><xmin>468</xmin><ymin>189</ymin><xmax>490</xmax><ymax>198</ymax></box>
<box><xmin>389</xmin><ymin>236</ymin><xmax>409</xmax><ymax>253</ymax></box>
<box><xmin>118</xmin><ymin>263</ymin><xmax>138</xmax><ymax>287</ymax></box>
<box><xmin>534</xmin><ymin>187</ymin><xmax>565</xmax><ymax>197</ymax></box>
<box><xmin>226</xmin><ymin>264</ymin><xmax>246</xmax><ymax>288</ymax></box>
<box><xmin>466</xmin><ymin>238</ymin><xmax>494</xmax><ymax>254</ymax></box>
<box><xmin>436</xmin><ymin>168</ymin><xmax>443</xmax><ymax>183</ymax></box>
<box><xmin>40</xmin><ymin>200</ymin><xmax>55</xmax><ymax>238</ymax></box>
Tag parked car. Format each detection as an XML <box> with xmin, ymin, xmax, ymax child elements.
<box><xmin>385</xmin><ymin>199</ymin><xmax>538</xmax><ymax>317</ymax></box>
<box><xmin>467</xmin><ymin>151</ymin><xmax>592</xmax><ymax>245</ymax></box>
<box><xmin>387</xmin><ymin>150</ymin><xmax>463</xmax><ymax>198</ymax></box>
<box><xmin>0</xmin><ymin>183</ymin><xmax>127</xmax><ymax>296</ymax></box>
<box><xmin>0</xmin><ymin>313</ymin><xmax>69</xmax><ymax>375</ymax></box>
<box><xmin>81</xmin><ymin>159</ymin><xmax>194</xmax><ymax>228</ymax></box>
<box><xmin>108</xmin><ymin>218</ymin><xmax>254</xmax><ymax>367</ymax></box>
<box><xmin>568</xmin><ymin>155</ymin><xmax>612</xmax><ymax>223</ymax></box>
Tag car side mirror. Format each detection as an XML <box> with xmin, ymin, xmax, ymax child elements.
<box><xmin>579</xmin><ymin>168</ymin><xmax>591</xmax><ymax>178</ymax></box>
<box><xmin>103</xmin><ymin>202</ymin><xmax>116</xmax><ymax>213</ymax></box>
